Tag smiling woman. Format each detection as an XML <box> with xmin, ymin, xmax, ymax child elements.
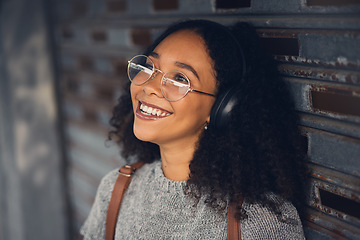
<box><xmin>80</xmin><ymin>19</ymin><xmax>309</xmax><ymax>239</ymax></box>
<box><xmin>131</xmin><ymin>30</ymin><xmax>217</xmax><ymax>174</ymax></box>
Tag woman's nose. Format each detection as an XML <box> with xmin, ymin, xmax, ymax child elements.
<box><xmin>142</xmin><ymin>70</ymin><xmax>163</xmax><ymax>98</ymax></box>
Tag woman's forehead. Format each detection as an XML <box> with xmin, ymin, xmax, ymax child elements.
<box><xmin>155</xmin><ymin>30</ymin><xmax>204</xmax><ymax>52</ymax></box>
<box><xmin>152</xmin><ymin>30</ymin><xmax>211</xmax><ymax>66</ymax></box>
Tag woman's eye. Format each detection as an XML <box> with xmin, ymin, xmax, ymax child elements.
<box><xmin>174</xmin><ymin>74</ymin><xmax>188</xmax><ymax>83</ymax></box>
<box><xmin>144</xmin><ymin>63</ymin><xmax>153</xmax><ymax>70</ymax></box>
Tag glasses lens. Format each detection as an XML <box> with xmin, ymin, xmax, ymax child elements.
<box><xmin>128</xmin><ymin>55</ymin><xmax>154</xmax><ymax>85</ymax></box>
<box><xmin>161</xmin><ymin>71</ymin><xmax>190</xmax><ymax>101</ymax></box>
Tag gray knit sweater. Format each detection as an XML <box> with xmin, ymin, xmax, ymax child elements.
<box><xmin>80</xmin><ymin>161</ymin><xmax>305</xmax><ymax>239</ymax></box>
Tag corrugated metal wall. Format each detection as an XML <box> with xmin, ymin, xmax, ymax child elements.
<box><xmin>0</xmin><ymin>0</ymin><xmax>68</xmax><ymax>239</ymax></box>
<box><xmin>53</xmin><ymin>0</ymin><xmax>360</xmax><ymax>239</ymax></box>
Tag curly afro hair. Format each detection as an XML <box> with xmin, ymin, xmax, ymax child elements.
<box><xmin>109</xmin><ymin>19</ymin><xmax>309</xmax><ymax>221</ymax></box>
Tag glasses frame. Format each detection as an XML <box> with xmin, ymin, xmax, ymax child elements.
<box><xmin>127</xmin><ymin>55</ymin><xmax>216</xmax><ymax>102</ymax></box>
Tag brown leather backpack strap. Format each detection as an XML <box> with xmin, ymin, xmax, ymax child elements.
<box><xmin>227</xmin><ymin>197</ymin><xmax>243</xmax><ymax>240</ymax></box>
<box><xmin>105</xmin><ymin>162</ymin><xmax>145</xmax><ymax>240</ymax></box>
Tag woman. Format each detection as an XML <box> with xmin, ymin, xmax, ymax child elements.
<box><xmin>81</xmin><ymin>19</ymin><xmax>308</xmax><ymax>239</ymax></box>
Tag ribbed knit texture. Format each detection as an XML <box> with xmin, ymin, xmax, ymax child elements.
<box><xmin>80</xmin><ymin>161</ymin><xmax>305</xmax><ymax>239</ymax></box>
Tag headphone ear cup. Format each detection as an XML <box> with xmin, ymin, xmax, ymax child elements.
<box><xmin>210</xmin><ymin>85</ymin><xmax>241</xmax><ymax>130</ymax></box>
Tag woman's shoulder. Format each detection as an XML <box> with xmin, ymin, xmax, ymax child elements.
<box><xmin>80</xmin><ymin>161</ymin><xmax>160</xmax><ymax>239</ymax></box>
<box><xmin>99</xmin><ymin>168</ymin><xmax>120</xmax><ymax>187</ymax></box>
<box><xmin>242</xmin><ymin>193</ymin><xmax>305</xmax><ymax>239</ymax></box>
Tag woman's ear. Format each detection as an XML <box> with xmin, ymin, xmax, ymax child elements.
<box><xmin>206</xmin><ymin>115</ymin><xmax>211</xmax><ymax>124</ymax></box>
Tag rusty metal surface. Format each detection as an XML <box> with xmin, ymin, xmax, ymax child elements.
<box><xmin>308</xmin><ymin>161</ymin><xmax>360</xmax><ymax>238</ymax></box>
<box><xmin>258</xmin><ymin>28</ymin><xmax>360</xmax><ymax>36</ymax></box>
<box><xmin>306</xmin><ymin>208</ymin><xmax>360</xmax><ymax>239</ymax></box>
<box><xmin>311</xmin><ymin>179</ymin><xmax>360</xmax><ymax>224</ymax></box>
<box><xmin>306</xmin><ymin>0</ymin><xmax>360</xmax><ymax>7</ymax></box>
<box><xmin>57</xmin><ymin>16</ymin><xmax>360</xmax><ymax>32</ymax></box>
<box><xmin>309</xmin><ymin>85</ymin><xmax>360</xmax><ymax>120</ymax></box>
<box><xmin>304</xmin><ymin>126</ymin><xmax>360</xmax><ymax>176</ymax></box>
<box><xmin>276</xmin><ymin>55</ymin><xmax>360</xmax><ymax>69</ymax></box>
<box><xmin>303</xmin><ymin>221</ymin><xmax>346</xmax><ymax>240</ymax></box>
<box><xmin>278</xmin><ymin>64</ymin><xmax>360</xmax><ymax>85</ymax></box>
<box><xmin>286</xmin><ymin>78</ymin><xmax>360</xmax><ymax>123</ymax></box>
<box><xmin>258</xmin><ymin>29</ymin><xmax>360</xmax><ymax>65</ymax></box>
<box><xmin>300</xmin><ymin>35</ymin><xmax>360</xmax><ymax>65</ymax></box>
<box><xmin>309</xmin><ymin>162</ymin><xmax>360</xmax><ymax>193</ymax></box>
<box><xmin>304</xmin><ymin>220</ymin><xmax>348</xmax><ymax>239</ymax></box>
<box><xmin>303</xmin><ymin>118</ymin><xmax>360</xmax><ymax>238</ymax></box>
<box><xmin>311</xmin><ymin>90</ymin><xmax>360</xmax><ymax>117</ymax></box>
<box><xmin>60</xmin><ymin>0</ymin><xmax>360</xmax><ymax>17</ymax></box>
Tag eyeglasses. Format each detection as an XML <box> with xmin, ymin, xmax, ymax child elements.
<box><xmin>127</xmin><ymin>55</ymin><xmax>216</xmax><ymax>102</ymax></box>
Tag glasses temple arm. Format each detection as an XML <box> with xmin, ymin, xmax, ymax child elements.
<box><xmin>191</xmin><ymin>89</ymin><xmax>216</xmax><ymax>97</ymax></box>
<box><xmin>129</xmin><ymin>62</ymin><xmax>154</xmax><ymax>75</ymax></box>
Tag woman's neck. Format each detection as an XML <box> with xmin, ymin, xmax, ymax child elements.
<box><xmin>159</xmin><ymin>144</ymin><xmax>195</xmax><ymax>181</ymax></box>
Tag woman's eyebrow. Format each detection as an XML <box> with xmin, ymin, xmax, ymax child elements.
<box><xmin>149</xmin><ymin>51</ymin><xmax>200</xmax><ymax>80</ymax></box>
<box><xmin>175</xmin><ymin>62</ymin><xmax>199</xmax><ymax>80</ymax></box>
<box><xmin>148</xmin><ymin>51</ymin><xmax>159</xmax><ymax>58</ymax></box>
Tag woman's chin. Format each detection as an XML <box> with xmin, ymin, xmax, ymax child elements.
<box><xmin>133</xmin><ymin>126</ymin><xmax>157</xmax><ymax>143</ymax></box>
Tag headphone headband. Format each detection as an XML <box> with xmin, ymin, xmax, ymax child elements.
<box><xmin>209</xmin><ymin>23</ymin><xmax>246</xmax><ymax>130</ymax></box>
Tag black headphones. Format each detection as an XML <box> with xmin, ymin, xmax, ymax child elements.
<box><xmin>210</xmin><ymin>84</ymin><xmax>243</xmax><ymax>130</ymax></box>
<box><xmin>209</xmin><ymin>25</ymin><xmax>247</xmax><ymax>131</ymax></box>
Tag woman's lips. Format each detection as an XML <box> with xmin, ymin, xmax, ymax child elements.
<box><xmin>135</xmin><ymin>101</ymin><xmax>173</xmax><ymax>120</ymax></box>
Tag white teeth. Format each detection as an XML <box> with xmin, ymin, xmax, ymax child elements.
<box><xmin>140</xmin><ymin>103</ymin><xmax>170</xmax><ymax>117</ymax></box>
